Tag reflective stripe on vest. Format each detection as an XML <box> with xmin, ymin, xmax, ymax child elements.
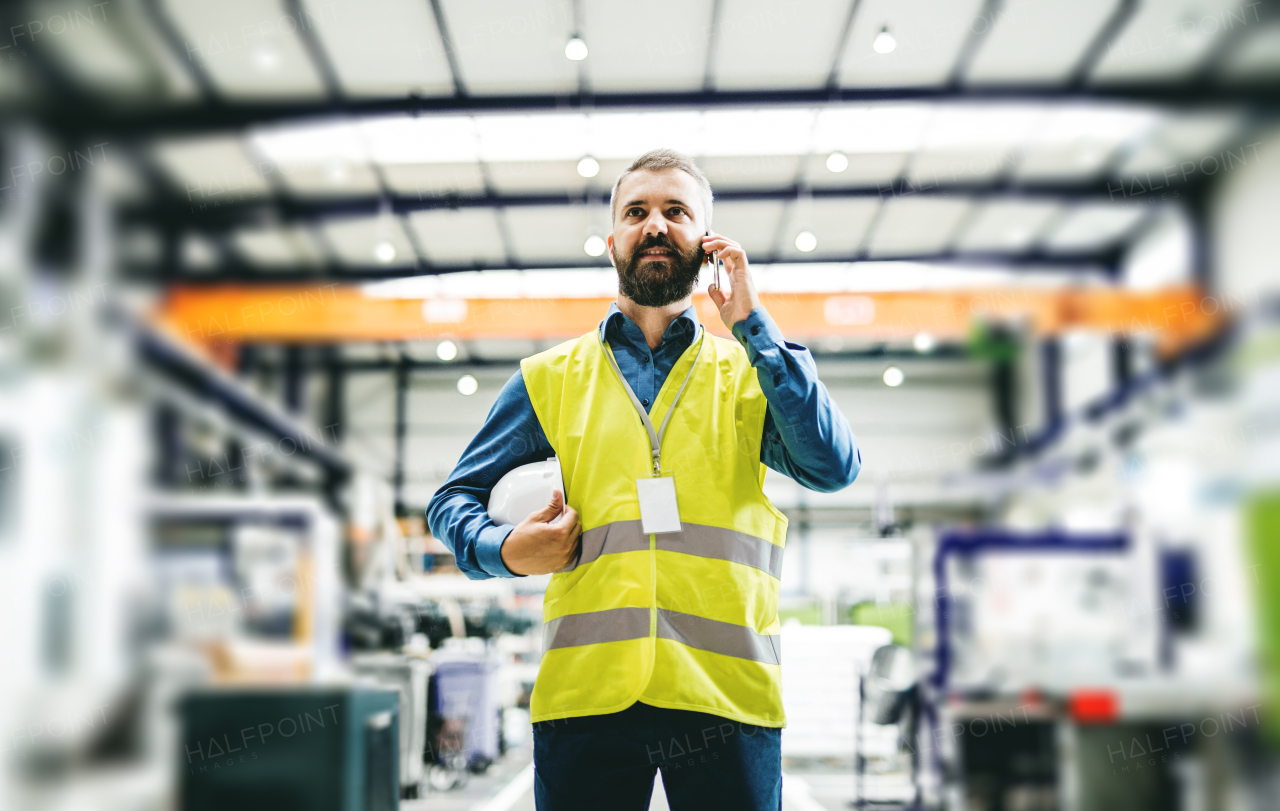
<box><xmin>658</xmin><ymin>609</ymin><xmax>781</xmax><ymax>665</ymax></box>
<box><xmin>544</xmin><ymin>607</ymin><xmax>650</xmax><ymax>650</ymax></box>
<box><xmin>571</xmin><ymin>520</ymin><xmax>784</xmax><ymax>580</ymax></box>
<box><xmin>545</xmin><ymin>606</ymin><xmax>780</xmax><ymax>666</ymax></box>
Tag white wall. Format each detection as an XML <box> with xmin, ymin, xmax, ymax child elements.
<box><xmin>1215</xmin><ymin>124</ymin><xmax>1280</xmax><ymax>302</ymax></box>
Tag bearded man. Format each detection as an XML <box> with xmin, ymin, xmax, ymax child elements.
<box><xmin>427</xmin><ymin>148</ymin><xmax>860</xmax><ymax>810</ymax></box>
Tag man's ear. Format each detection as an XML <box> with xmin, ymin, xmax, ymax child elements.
<box><xmin>606</xmin><ymin>233</ymin><xmax>616</xmax><ymax>268</ymax></box>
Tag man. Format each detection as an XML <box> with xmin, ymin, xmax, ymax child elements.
<box><xmin>427</xmin><ymin>149</ymin><xmax>859</xmax><ymax>810</ymax></box>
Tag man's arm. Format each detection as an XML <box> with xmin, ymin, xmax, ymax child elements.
<box><xmin>733</xmin><ymin>308</ymin><xmax>860</xmax><ymax>492</ymax></box>
<box><xmin>703</xmin><ymin>232</ymin><xmax>860</xmax><ymax>493</ymax></box>
<box><xmin>426</xmin><ymin>370</ymin><xmax>561</xmax><ymax>579</ymax></box>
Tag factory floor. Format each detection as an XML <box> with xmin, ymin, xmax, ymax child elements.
<box><xmin>404</xmin><ymin>748</ymin><xmax>912</xmax><ymax>811</ymax></box>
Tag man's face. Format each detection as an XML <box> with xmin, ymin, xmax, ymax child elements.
<box><xmin>608</xmin><ymin>168</ymin><xmax>706</xmax><ymax>308</ymax></box>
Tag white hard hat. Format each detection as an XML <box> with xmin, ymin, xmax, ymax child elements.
<box><xmin>487</xmin><ymin>457</ymin><xmax>564</xmax><ymax>526</ymax></box>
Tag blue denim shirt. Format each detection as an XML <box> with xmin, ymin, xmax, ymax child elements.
<box><xmin>426</xmin><ymin>304</ymin><xmax>860</xmax><ymax>579</ymax></box>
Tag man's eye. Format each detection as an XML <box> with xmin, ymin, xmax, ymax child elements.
<box><xmin>628</xmin><ymin>208</ymin><xmax>644</xmax><ymax>217</ymax></box>
<box><xmin>669</xmin><ymin>207</ymin><xmax>685</xmax><ymax>217</ymax></box>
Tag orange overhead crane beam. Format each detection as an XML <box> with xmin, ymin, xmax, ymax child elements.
<box><xmin>156</xmin><ymin>283</ymin><xmax>1226</xmax><ymax>357</ymax></box>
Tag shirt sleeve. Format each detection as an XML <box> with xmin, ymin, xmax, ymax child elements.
<box><xmin>731</xmin><ymin>308</ymin><xmax>861</xmax><ymax>493</ymax></box>
<box><xmin>425</xmin><ymin>369</ymin><xmax>556</xmax><ymax>579</ymax></box>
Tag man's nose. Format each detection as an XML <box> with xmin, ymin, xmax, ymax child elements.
<box><xmin>642</xmin><ymin>211</ymin><xmax>668</xmax><ymax>237</ymax></box>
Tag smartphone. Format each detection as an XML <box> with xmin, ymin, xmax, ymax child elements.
<box><xmin>705</xmin><ymin>230</ymin><xmax>721</xmax><ymax>291</ymax></box>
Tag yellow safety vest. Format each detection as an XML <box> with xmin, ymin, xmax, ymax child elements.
<box><xmin>521</xmin><ymin>325</ymin><xmax>789</xmax><ymax>727</ymax></box>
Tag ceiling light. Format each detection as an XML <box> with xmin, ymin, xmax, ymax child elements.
<box><xmin>565</xmin><ymin>36</ymin><xmax>588</xmax><ymax>61</ymax></box>
<box><xmin>583</xmin><ymin>235</ymin><xmax>607</xmax><ymax>257</ymax></box>
<box><xmin>812</xmin><ymin>105</ymin><xmax>932</xmax><ymax>154</ymax></box>
<box><xmin>882</xmin><ymin>366</ymin><xmax>905</xmax><ymax>387</ymax></box>
<box><xmin>873</xmin><ymin>27</ymin><xmax>896</xmax><ymax>54</ymax></box>
<box><xmin>794</xmin><ymin>231</ymin><xmax>818</xmax><ymax>253</ymax></box>
<box><xmin>912</xmin><ymin>333</ymin><xmax>935</xmax><ymax>353</ymax></box>
<box><xmin>252</xmin><ymin>42</ymin><xmax>281</xmax><ymax>72</ymax></box>
<box><xmin>576</xmin><ymin>156</ymin><xmax>600</xmax><ymax>178</ymax></box>
<box><xmin>457</xmin><ymin>374</ymin><xmax>478</xmax><ymax>396</ymax></box>
<box><xmin>374</xmin><ymin>240</ymin><xmax>397</xmax><ymax>264</ymax></box>
<box><xmin>924</xmin><ymin>105</ymin><xmax>1047</xmax><ymax>151</ymax></box>
<box><xmin>250</xmin><ymin>121</ymin><xmax>369</xmax><ymax>166</ymax></box>
<box><xmin>826</xmin><ymin>151</ymin><xmax>849</xmax><ymax>173</ymax></box>
<box><xmin>358</xmin><ymin>116</ymin><xmax>479</xmax><ymax>164</ymax></box>
<box><xmin>700</xmin><ymin>109</ymin><xmax>817</xmax><ymax>157</ymax></box>
<box><xmin>436</xmin><ymin>340</ymin><xmax>458</xmax><ymax>361</ymax></box>
<box><xmin>182</xmin><ymin>234</ymin><xmax>218</xmax><ymax>269</ymax></box>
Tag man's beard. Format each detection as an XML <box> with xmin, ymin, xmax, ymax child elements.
<box><xmin>614</xmin><ymin>234</ymin><xmax>704</xmax><ymax>308</ymax></box>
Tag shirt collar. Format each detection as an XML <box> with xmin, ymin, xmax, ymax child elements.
<box><xmin>600</xmin><ymin>302</ymin><xmax>700</xmax><ymax>349</ymax></box>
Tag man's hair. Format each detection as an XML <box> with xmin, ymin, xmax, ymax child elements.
<box><xmin>609</xmin><ymin>148</ymin><xmax>713</xmax><ymax>226</ymax></box>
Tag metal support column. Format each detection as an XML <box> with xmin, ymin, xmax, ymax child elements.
<box><xmin>393</xmin><ymin>353</ymin><xmax>409</xmax><ymax>516</ymax></box>
<box><xmin>283</xmin><ymin>345</ymin><xmax>305</xmax><ymax>415</ymax></box>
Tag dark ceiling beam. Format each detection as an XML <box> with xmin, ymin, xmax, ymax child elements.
<box><xmin>284</xmin><ymin>0</ymin><xmax>345</xmax><ymax>100</ymax></box>
<box><xmin>124</xmin><ymin>179</ymin><xmax>1143</xmax><ymax>230</ymax></box>
<box><xmin>140</xmin><ymin>250</ymin><xmax>1117</xmax><ymax>285</ymax></box>
<box><xmin>1194</xmin><ymin>0</ymin><xmax>1277</xmax><ymax>82</ymax></box>
<box><xmin>138</xmin><ymin>0</ymin><xmax>220</xmax><ymax>101</ymax></box>
<box><xmin>824</xmin><ymin>0</ymin><xmax>863</xmax><ymax>89</ymax></box>
<box><xmin>428</xmin><ymin>0</ymin><xmax>468</xmax><ymax>97</ymax></box>
<box><xmin>2</xmin><ymin>3</ymin><xmax>100</xmax><ymax>111</ymax></box>
<box><xmin>702</xmin><ymin>0</ymin><xmax>725</xmax><ymax>91</ymax></box>
<box><xmin>26</xmin><ymin>82</ymin><xmax>1280</xmax><ymax>139</ymax></box>
<box><xmin>1067</xmin><ymin>0</ymin><xmax>1139</xmax><ymax>87</ymax></box>
<box><xmin>949</xmin><ymin>0</ymin><xmax>1003</xmax><ymax>86</ymax></box>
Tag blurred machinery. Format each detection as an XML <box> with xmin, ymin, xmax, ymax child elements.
<box><xmin>180</xmin><ymin>687</ymin><xmax>400</xmax><ymax>811</ymax></box>
<box><xmin>858</xmin><ymin>644</ymin><xmax>920</xmax><ymax>809</ymax></box>
<box><xmin>926</xmin><ymin>512</ymin><xmax>1260</xmax><ymax>810</ymax></box>
<box><xmin>148</xmin><ymin>497</ymin><xmax>341</xmax><ymax>683</ymax></box>
<box><xmin>430</xmin><ymin>648</ymin><xmax>503</xmax><ymax>783</ymax></box>
<box><xmin>350</xmin><ymin>653</ymin><xmax>431</xmax><ymax>794</ymax></box>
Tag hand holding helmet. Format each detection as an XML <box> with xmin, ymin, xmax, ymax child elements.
<box><xmin>488</xmin><ymin>458</ymin><xmax>581</xmax><ymax>575</ymax></box>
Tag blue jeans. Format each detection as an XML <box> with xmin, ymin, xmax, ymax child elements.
<box><xmin>532</xmin><ymin>701</ymin><xmax>782</xmax><ymax>811</ymax></box>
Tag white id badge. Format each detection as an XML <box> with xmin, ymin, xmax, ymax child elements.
<box><xmin>636</xmin><ymin>476</ymin><xmax>681</xmax><ymax>534</ymax></box>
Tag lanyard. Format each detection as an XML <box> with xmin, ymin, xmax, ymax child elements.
<box><xmin>600</xmin><ymin>326</ymin><xmax>705</xmax><ymax>476</ymax></box>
